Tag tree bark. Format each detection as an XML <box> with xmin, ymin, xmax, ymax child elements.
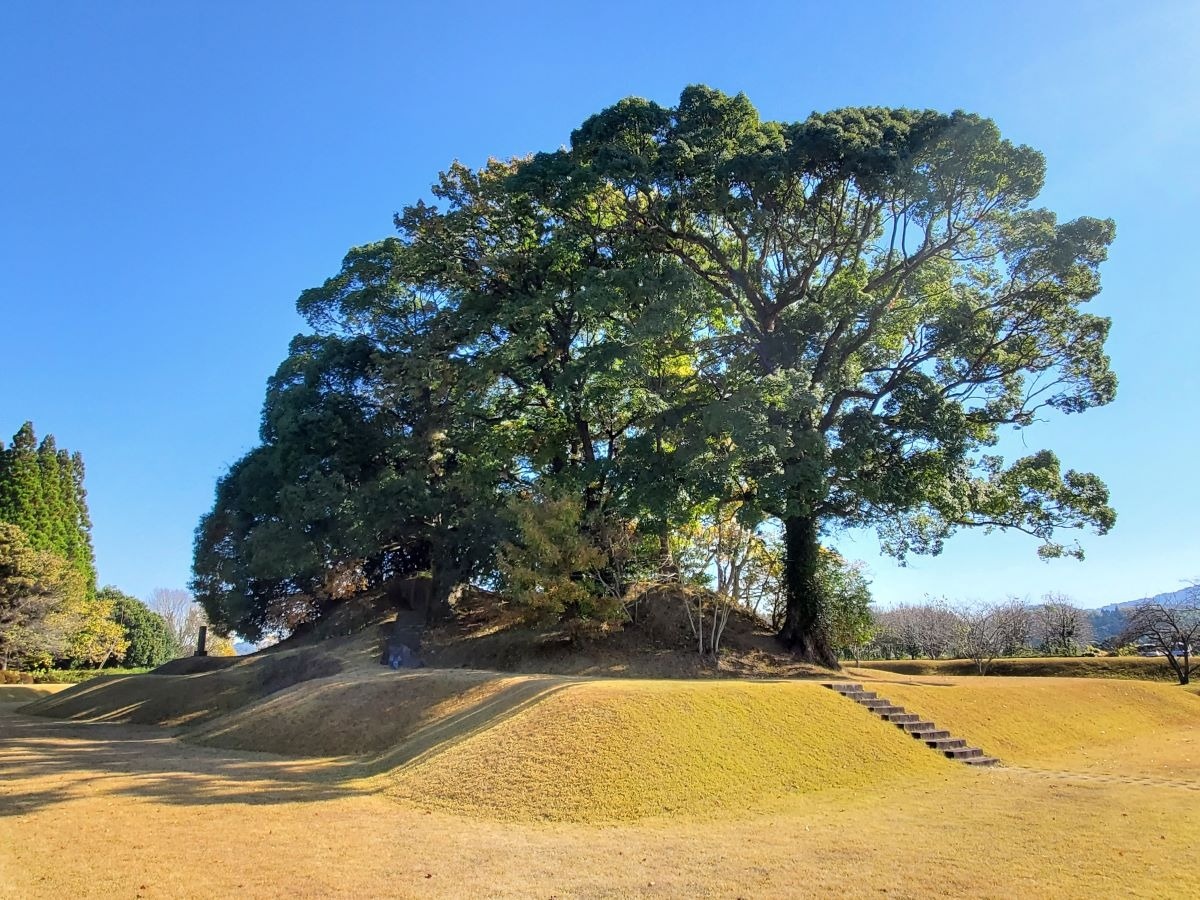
<box><xmin>777</xmin><ymin>513</ymin><xmax>839</xmax><ymax>668</ymax></box>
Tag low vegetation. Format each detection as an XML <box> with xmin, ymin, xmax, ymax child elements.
<box><xmin>853</xmin><ymin>656</ymin><xmax>1180</xmax><ymax>680</ymax></box>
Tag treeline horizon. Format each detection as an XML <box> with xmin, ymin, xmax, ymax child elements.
<box><xmin>0</xmin><ymin>421</ymin><xmax>229</xmax><ymax>672</ymax></box>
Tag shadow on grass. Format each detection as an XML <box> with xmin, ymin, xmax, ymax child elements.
<box><xmin>0</xmin><ymin>675</ymin><xmax>575</xmax><ymax>816</ymax></box>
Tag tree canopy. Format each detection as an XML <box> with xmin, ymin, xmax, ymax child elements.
<box><xmin>193</xmin><ymin>87</ymin><xmax>1116</xmax><ymax>663</ymax></box>
<box><xmin>0</xmin><ymin>422</ymin><xmax>96</xmax><ymax>596</ymax></box>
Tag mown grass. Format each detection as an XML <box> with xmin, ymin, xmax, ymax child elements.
<box><xmin>22</xmin><ymin>648</ymin><xmax>342</xmax><ymax>727</ymax></box>
<box><xmin>853</xmin><ymin>655</ymin><xmax>1179</xmax><ymax>680</ymax></box>
<box><xmin>2</xmin><ymin>678</ymin><xmax>1199</xmax><ymax>898</ymax></box>
<box><xmin>0</xmin><ymin>684</ymin><xmax>68</xmax><ymax>703</ymax></box>
<box><xmin>44</xmin><ymin>666</ymin><xmax>154</xmax><ymax>683</ymax></box>
<box><xmin>384</xmin><ymin>679</ymin><xmax>950</xmax><ymax>822</ymax></box>
<box><xmin>859</xmin><ymin>675</ymin><xmax>1200</xmax><ymax>778</ymax></box>
<box><xmin>188</xmin><ymin>669</ymin><xmax>538</xmax><ymax>756</ymax></box>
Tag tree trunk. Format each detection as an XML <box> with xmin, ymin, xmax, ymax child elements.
<box><xmin>777</xmin><ymin>514</ymin><xmax>838</xmax><ymax>668</ymax></box>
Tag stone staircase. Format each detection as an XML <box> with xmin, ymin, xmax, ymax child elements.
<box><xmin>824</xmin><ymin>682</ymin><xmax>999</xmax><ymax>767</ymax></box>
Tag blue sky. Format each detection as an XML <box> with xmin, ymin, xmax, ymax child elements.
<box><xmin>1</xmin><ymin>1</ymin><xmax>1196</xmax><ymax>608</ymax></box>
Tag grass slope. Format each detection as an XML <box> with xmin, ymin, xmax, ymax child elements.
<box><xmin>384</xmin><ymin>679</ymin><xmax>951</xmax><ymax>822</ymax></box>
<box><xmin>188</xmin><ymin>669</ymin><xmax>560</xmax><ymax>758</ymax></box>
<box><xmin>21</xmin><ymin>648</ymin><xmax>342</xmax><ymax>727</ymax></box>
<box><xmin>0</xmin><ymin>684</ymin><xmax>67</xmax><ymax>704</ymax></box>
<box><xmin>859</xmin><ymin>675</ymin><xmax>1200</xmax><ymax>778</ymax></box>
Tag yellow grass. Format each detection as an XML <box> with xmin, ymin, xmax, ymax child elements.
<box><xmin>21</xmin><ymin>648</ymin><xmax>343</xmax><ymax>727</ymax></box>
<box><xmin>854</xmin><ymin>673</ymin><xmax>1200</xmax><ymax>778</ymax></box>
<box><xmin>385</xmin><ymin>679</ymin><xmax>954</xmax><ymax>822</ymax></box>
<box><xmin>6</xmin><ymin>659</ymin><xmax>1200</xmax><ymax>895</ymax></box>
<box><xmin>1</xmin><ymin>697</ymin><xmax>1197</xmax><ymax>899</ymax></box>
<box><xmin>188</xmin><ymin>669</ymin><xmax>551</xmax><ymax>757</ymax></box>
<box><xmin>0</xmin><ymin>684</ymin><xmax>68</xmax><ymax>703</ymax></box>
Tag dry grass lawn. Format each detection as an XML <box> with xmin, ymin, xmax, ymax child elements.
<box><xmin>853</xmin><ymin>655</ymin><xmax>1179</xmax><ymax>680</ymax></box>
<box><xmin>852</xmin><ymin>672</ymin><xmax>1200</xmax><ymax>778</ymax></box>
<box><xmin>3</xmin><ymin>668</ymin><xmax>1199</xmax><ymax>898</ymax></box>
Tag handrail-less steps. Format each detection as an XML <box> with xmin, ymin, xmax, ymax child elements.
<box><xmin>823</xmin><ymin>682</ymin><xmax>999</xmax><ymax>767</ymax></box>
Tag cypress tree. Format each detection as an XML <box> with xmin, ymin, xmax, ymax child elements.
<box><xmin>67</xmin><ymin>451</ymin><xmax>97</xmax><ymax>594</ymax></box>
<box><xmin>37</xmin><ymin>435</ymin><xmax>68</xmax><ymax>559</ymax></box>
<box><xmin>0</xmin><ymin>425</ymin><xmax>97</xmax><ymax>596</ymax></box>
<box><xmin>0</xmin><ymin>423</ymin><xmax>43</xmax><ymax>545</ymax></box>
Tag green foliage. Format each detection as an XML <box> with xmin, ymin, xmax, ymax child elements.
<box><xmin>30</xmin><ymin>666</ymin><xmax>152</xmax><ymax>683</ymax></box>
<box><xmin>102</xmin><ymin>588</ymin><xmax>177</xmax><ymax>667</ymax></box>
<box><xmin>64</xmin><ymin>591</ymin><xmax>128</xmax><ymax>668</ymax></box>
<box><xmin>0</xmin><ymin>522</ymin><xmax>87</xmax><ymax>669</ymax></box>
<box><xmin>192</xmin><ymin>88</ymin><xmax>1117</xmax><ymax>663</ymax></box>
<box><xmin>520</xmin><ymin>86</ymin><xmax>1116</xmax><ymax>661</ymax></box>
<box><xmin>497</xmin><ymin>493</ymin><xmax>627</xmax><ymax>625</ymax></box>
<box><xmin>0</xmin><ymin>423</ymin><xmax>96</xmax><ymax>595</ymax></box>
<box><xmin>819</xmin><ymin>550</ymin><xmax>875</xmax><ymax>659</ymax></box>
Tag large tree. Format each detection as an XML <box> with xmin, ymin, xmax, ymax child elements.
<box><xmin>516</xmin><ymin>87</ymin><xmax>1116</xmax><ymax>664</ymax></box>
<box><xmin>0</xmin><ymin>423</ymin><xmax>96</xmax><ymax>595</ymax></box>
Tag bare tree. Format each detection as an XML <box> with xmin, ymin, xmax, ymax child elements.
<box><xmin>1034</xmin><ymin>593</ymin><xmax>1095</xmax><ymax>656</ymax></box>
<box><xmin>953</xmin><ymin>599</ymin><xmax>1033</xmax><ymax>674</ymax></box>
<box><xmin>147</xmin><ymin>587</ymin><xmax>207</xmax><ymax>656</ymax></box>
<box><xmin>1120</xmin><ymin>588</ymin><xmax>1199</xmax><ymax>685</ymax></box>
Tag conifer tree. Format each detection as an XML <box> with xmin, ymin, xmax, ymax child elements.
<box><xmin>66</xmin><ymin>451</ymin><xmax>96</xmax><ymax>593</ymax></box>
<box><xmin>0</xmin><ymin>424</ymin><xmax>97</xmax><ymax>596</ymax></box>
<box><xmin>0</xmin><ymin>423</ymin><xmax>43</xmax><ymax>543</ymax></box>
<box><xmin>36</xmin><ymin>435</ymin><xmax>68</xmax><ymax>559</ymax></box>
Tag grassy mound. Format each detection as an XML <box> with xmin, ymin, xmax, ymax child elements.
<box><xmin>188</xmin><ymin>669</ymin><xmax>558</xmax><ymax>757</ymax></box>
<box><xmin>153</xmin><ymin>655</ymin><xmax>241</xmax><ymax>675</ymax></box>
<box><xmin>384</xmin><ymin>680</ymin><xmax>951</xmax><ymax>822</ymax></box>
<box><xmin>861</xmin><ymin>676</ymin><xmax>1200</xmax><ymax>775</ymax></box>
<box><xmin>21</xmin><ymin>648</ymin><xmax>342</xmax><ymax>727</ymax></box>
<box><xmin>854</xmin><ymin>656</ymin><xmax>1179</xmax><ymax>680</ymax></box>
<box><xmin>0</xmin><ymin>684</ymin><xmax>68</xmax><ymax>703</ymax></box>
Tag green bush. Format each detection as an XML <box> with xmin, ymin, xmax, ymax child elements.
<box><xmin>31</xmin><ymin>666</ymin><xmax>151</xmax><ymax>684</ymax></box>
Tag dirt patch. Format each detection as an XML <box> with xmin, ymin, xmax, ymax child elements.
<box><xmin>420</xmin><ymin>583</ymin><xmax>834</xmax><ymax>679</ymax></box>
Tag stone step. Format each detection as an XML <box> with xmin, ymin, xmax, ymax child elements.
<box><xmin>944</xmin><ymin>747</ymin><xmax>984</xmax><ymax>760</ymax></box>
<box><xmin>824</xmin><ymin>683</ymin><xmax>863</xmax><ymax>693</ymax></box>
<box><xmin>925</xmin><ymin>737</ymin><xmax>967</xmax><ymax>750</ymax></box>
<box><xmin>825</xmin><ymin>683</ymin><xmax>1000</xmax><ymax>767</ymax></box>
<box><xmin>909</xmin><ymin>728</ymin><xmax>951</xmax><ymax>740</ymax></box>
<box><xmin>858</xmin><ymin>697</ymin><xmax>891</xmax><ymax>708</ymax></box>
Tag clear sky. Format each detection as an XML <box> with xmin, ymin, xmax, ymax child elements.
<box><xmin>1</xmin><ymin>0</ymin><xmax>1196</xmax><ymax>609</ymax></box>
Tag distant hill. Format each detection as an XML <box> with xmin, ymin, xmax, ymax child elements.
<box><xmin>1089</xmin><ymin>585</ymin><xmax>1196</xmax><ymax>643</ymax></box>
<box><xmin>1099</xmin><ymin>585</ymin><xmax>1197</xmax><ymax>613</ymax></box>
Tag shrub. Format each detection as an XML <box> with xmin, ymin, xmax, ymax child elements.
<box><xmin>497</xmin><ymin>494</ymin><xmax>628</xmax><ymax>625</ymax></box>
